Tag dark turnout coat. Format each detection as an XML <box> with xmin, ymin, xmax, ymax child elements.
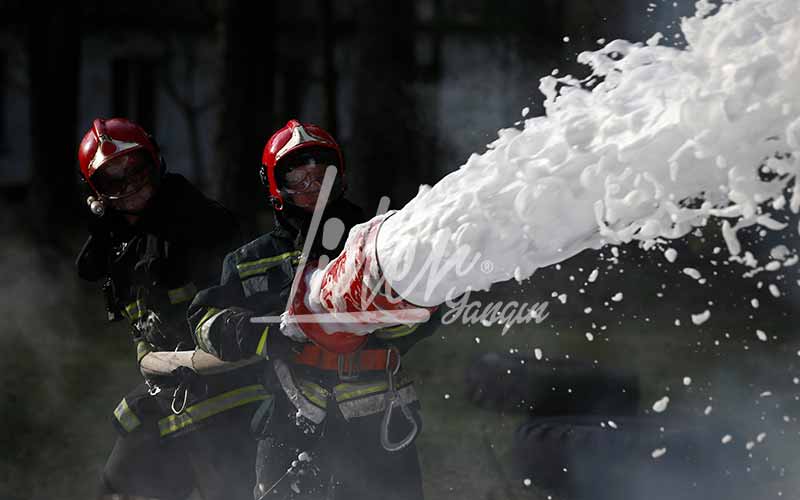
<box><xmin>187</xmin><ymin>198</ymin><xmax>440</xmax><ymax>500</ymax></box>
<box><xmin>77</xmin><ymin>173</ymin><xmax>266</xmax><ymax>439</ymax></box>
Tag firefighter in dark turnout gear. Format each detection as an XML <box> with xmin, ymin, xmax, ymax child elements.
<box><xmin>76</xmin><ymin>118</ymin><xmax>264</xmax><ymax>500</ymax></box>
<box><xmin>188</xmin><ymin>119</ymin><xmax>439</xmax><ymax>499</ymax></box>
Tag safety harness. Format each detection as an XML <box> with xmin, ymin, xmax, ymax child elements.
<box><xmin>273</xmin><ymin>343</ymin><xmax>420</xmax><ymax>451</ymax></box>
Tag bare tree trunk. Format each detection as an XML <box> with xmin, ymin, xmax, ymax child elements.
<box><xmin>26</xmin><ymin>3</ymin><xmax>82</xmax><ymax>249</ymax></box>
<box><xmin>214</xmin><ymin>0</ymin><xmax>276</xmax><ymax>238</ymax></box>
<box><xmin>280</xmin><ymin>60</ymin><xmax>309</xmax><ymax>119</ymax></box>
<box><xmin>160</xmin><ymin>36</ymin><xmax>213</xmax><ymax>187</ymax></box>
<box><xmin>320</xmin><ymin>0</ymin><xmax>338</xmax><ymax>137</ymax></box>
<box><xmin>349</xmin><ymin>1</ymin><xmax>420</xmax><ymax>214</ymax></box>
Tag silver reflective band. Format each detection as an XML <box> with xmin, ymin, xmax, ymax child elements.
<box><xmin>273</xmin><ymin>360</ymin><xmax>327</xmax><ymax>424</ymax></box>
<box><xmin>196</xmin><ymin>309</ymin><xmax>226</xmax><ymax>356</ymax></box>
<box><xmin>113</xmin><ymin>398</ymin><xmax>142</xmax><ymax>433</ymax></box>
<box><xmin>89</xmin><ymin>137</ymin><xmax>141</xmax><ymax>172</ymax></box>
<box><xmin>168</xmin><ymin>282</ymin><xmax>198</xmax><ymax>304</ymax></box>
<box><xmin>242</xmin><ymin>275</ymin><xmax>270</xmax><ymax>298</ymax></box>
<box><xmin>236</xmin><ymin>251</ymin><xmax>301</xmax><ymax>279</ymax></box>
<box><xmin>275</xmin><ymin>124</ymin><xmax>332</xmax><ymax>162</ymax></box>
<box><xmin>158</xmin><ymin>384</ymin><xmax>270</xmax><ymax>437</ymax></box>
<box><xmin>338</xmin><ymin>384</ymin><xmax>418</xmax><ymax>421</ymax></box>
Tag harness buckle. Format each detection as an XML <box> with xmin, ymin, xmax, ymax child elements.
<box><xmin>145</xmin><ymin>378</ymin><xmax>161</xmax><ymax>396</ymax></box>
<box><xmin>337</xmin><ymin>351</ymin><xmax>361</xmax><ymax>381</ymax></box>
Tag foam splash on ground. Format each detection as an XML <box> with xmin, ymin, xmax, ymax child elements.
<box><xmin>376</xmin><ymin>0</ymin><xmax>800</xmax><ymax>306</ymax></box>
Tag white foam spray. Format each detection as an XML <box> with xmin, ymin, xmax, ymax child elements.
<box><xmin>372</xmin><ymin>0</ymin><xmax>800</xmax><ymax>307</ymax></box>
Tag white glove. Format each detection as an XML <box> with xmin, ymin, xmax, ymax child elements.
<box><xmin>279</xmin><ymin>310</ymin><xmax>309</xmax><ymax>342</ymax></box>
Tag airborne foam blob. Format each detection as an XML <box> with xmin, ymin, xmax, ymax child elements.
<box><xmin>374</xmin><ymin>0</ymin><xmax>800</xmax><ymax>307</ymax></box>
<box><xmin>691</xmin><ymin>310</ymin><xmax>711</xmax><ymax>325</ymax></box>
<box><xmin>653</xmin><ymin>396</ymin><xmax>670</xmax><ymax>413</ymax></box>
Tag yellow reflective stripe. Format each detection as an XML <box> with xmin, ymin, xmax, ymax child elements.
<box><xmin>273</xmin><ymin>360</ymin><xmax>327</xmax><ymax>424</ymax></box>
<box><xmin>136</xmin><ymin>341</ymin><xmax>152</xmax><ymax>363</ymax></box>
<box><xmin>298</xmin><ymin>380</ymin><xmax>329</xmax><ymax>409</ymax></box>
<box><xmin>124</xmin><ymin>300</ymin><xmax>145</xmax><ymax>321</ymax></box>
<box><xmin>338</xmin><ymin>384</ymin><xmax>418</xmax><ymax>420</ymax></box>
<box><xmin>194</xmin><ymin>307</ymin><xmax>222</xmax><ymax>351</ymax></box>
<box><xmin>236</xmin><ymin>251</ymin><xmax>301</xmax><ymax>279</ymax></box>
<box><xmin>334</xmin><ymin>381</ymin><xmax>389</xmax><ymax>402</ymax></box>
<box><xmin>375</xmin><ymin>324</ymin><xmax>420</xmax><ymax>340</ymax></box>
<box><xmin>158</xmin><ymin>385</ymin><xmax>269</xmax><ymax>437</ymax></box>
<box><xmin>237</xmin><ymin>250</ymin><xmax>301</xmax><ymax>270</ymax></box>
<box><xmin>256</xmin><ymin>326</ymin><xmax>270</xmax><ymax>358</ymax></box>
<box><xmin>114</xmin><ymin>398</ymin><xmax>141</xmax><ymax>433</ymax></box>
<box><xmin>194</xmin><ymin>308</ymin><xmax>224</xmax><ymax>354</ymax></box>
<box><xmin>168</xmin><ymin>282</ymin><xmax>198</xmax><ymax>304</ymax></box>
<box><xmin>196</xmin><ymin>307</ymin><xmax>222</xmax><ymax>330</ymax></box>
<box><xmin>334</xmin><ymin>380</ymin><xmax>413</xmax><ymax>402</ymax></box>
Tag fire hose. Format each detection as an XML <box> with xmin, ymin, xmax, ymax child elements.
<box><xmin>139</xmin><ymin>350</ymin><xmax>262</xmax><ymax>377</ymax></box>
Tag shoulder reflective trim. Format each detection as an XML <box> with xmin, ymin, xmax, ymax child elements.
<box><xmin>255</xmin><ymin>326</ymin><xmax>270</xmax><ymax>358</ymax></box>
<box><xmin>114</xmin><ymin>397</ymin><xmax>142</xmax><ymax>433</ymax></box>
<box><xmin>124</xmin><ymin>300</ymin><xmax>146</xmax><ymax>321</ymax></box>
<box><xmin>158</xmin><ymin>384</ymin><xmax>269</xmax><ymax>437</ymax></box>
<box><xmin>168</xmin><ymin>282</ymin><xmax>198</xmax><ymax>305</ymax></box>
<box><xmin>136</xmin><ymin>340</ymin><xmax>152</xmax><ymax>363</ymax></box>
<box><xmin>298</xmin><ymin>379</ymin><xmax>330</xmax><ymax>409</ymax></box>
<box><xmin>236</xmin><ymin>250</ymin><xmax>301</xmax><ymax>279</ymax></box>
<box><xmin>338</xmin><ymin>384</ymin><xmax>418</xmax><ymax>421</ymax></box>
<box><xmin>273</xmin><ymin>359</ymin><xmax>327</xmax><ymax>424</ymax></box>
<box><xmin>375</xmin><ymin>324</ymin><xmax>420</xmax><ymax>340</ymax></box>
<box><xmin>242</xmin><ymin>275</ymin><xmax>270</xmax><ymax>298</ymax></box>
<box><xmin>195</xmin><ymin>308</ymin><xmax>225</xmax><ymax>356</ymax></box>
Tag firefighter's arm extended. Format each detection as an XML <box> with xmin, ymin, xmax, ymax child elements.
<box><xmin>187</xmin><ymin>251</ymin><xmax>299</xmax><ymax>362</ymax></box>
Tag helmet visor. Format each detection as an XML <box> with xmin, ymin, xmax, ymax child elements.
<box><xmin>282</xmin><ymin>163</ymin><xmax>328</xmax><ymax>195</ymax></box>
<box><xmin>91</xmin><ymin>150</ymin><xmax>156</xmax><ymax>199</ymax></box>
<box><xmin>278</xmin><ymin>147</ymin><xmax>339</xmax><ymax>195</ymax></box>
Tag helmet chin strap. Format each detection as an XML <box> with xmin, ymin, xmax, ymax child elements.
<box><xmin>86</xmin><ymin>194</ymin><xmax>147</xmax><ymax>218</ymax></box>
<box><xmin>110</xmin><ymin>206</ymin><xmax>149</xmax><ymax>217</ymax></box>
<box><xmin>96</xmin><ymin>184</ymin><xmax>160</xmax><ymax>218</ymax></box>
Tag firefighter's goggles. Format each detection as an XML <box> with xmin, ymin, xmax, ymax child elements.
<box><xmin>283</xmin><ymin>162</ymin><xmax>332</xmax><ymax>195</ymax></box>
<box><xmin>92</xmin><ymin>151</ymin><xmax>156</xmax><ymax>199</ymax></box>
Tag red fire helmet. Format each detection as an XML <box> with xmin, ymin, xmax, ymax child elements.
<box><xmin>261</xmin><ymin>119</ymin><xmax>344</xmax><ymax>210</ymax></box>
<box><xmin>78</xmin><ymin>118</ymin><xmax>159</xmax><ymax>195</ymax></box>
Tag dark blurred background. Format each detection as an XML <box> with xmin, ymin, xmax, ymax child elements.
<box><xmin>3</xmin><ymin>1</ymin><xmax>799</xmax><ymax>499</ymax></box>
<box><xmin>0</xmin><ymin>0</ymin><xmax>696</xmax><ymax>232</ymax></box>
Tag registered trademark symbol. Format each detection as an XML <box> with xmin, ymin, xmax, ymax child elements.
<box><xmin>480</xmin><ymin>260</ymin><xmax>494</xmax><ymax>274</ymax></box>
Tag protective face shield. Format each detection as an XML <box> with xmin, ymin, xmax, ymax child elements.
<box><xmin>277</xmin><ymin>148</ymin><xmax>340</xmax><ymax>211</ymax></box>
<box><xmin>91</xmin><ymin>150</ymin><xmax>158</xmax><ymax>200</ymax></box>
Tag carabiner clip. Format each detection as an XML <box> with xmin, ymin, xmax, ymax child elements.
<box><xmin>380</xmin><ymin>395</ymin><xmax>419</xmax><ymax>452</ymax></box>
<box><xmin>171</xmin><ymin>383</ymin><xmax>188</xmax><ymax>415</ymax></box>
<box><xmin>379</xmin><ymin>347</ymin><xmax>418</xmax><ymax>452</ymax></box>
